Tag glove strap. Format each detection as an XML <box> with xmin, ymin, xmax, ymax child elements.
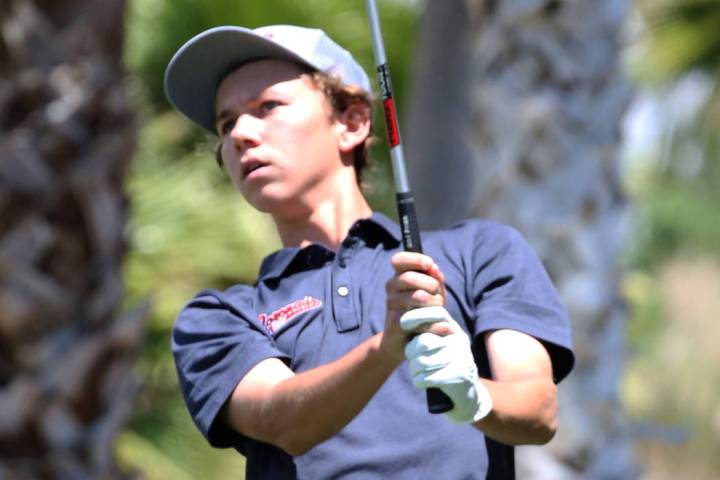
<box><xmin>470</xmin><ymin>378</ymin><xmax>493</xmax><ymax>423</ymax></box>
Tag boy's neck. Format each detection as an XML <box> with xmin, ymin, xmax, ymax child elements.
<box><xmin>273</xmin><ymin>188</ymin><xmax>373</xmax><ymax>252</ymax></box>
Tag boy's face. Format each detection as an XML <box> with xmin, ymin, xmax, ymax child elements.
<box><xmin>215</xmin><ymin>58</ymin><xmax>350</xmax><ymax>217</ymax></box>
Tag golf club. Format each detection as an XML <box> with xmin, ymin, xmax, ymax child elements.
<box><xmin>364</xmin><ymin>0</ymin><xmax>454</xmax><ymax>414</ymax></box>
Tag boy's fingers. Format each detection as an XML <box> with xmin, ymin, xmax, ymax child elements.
<box><xmin>385</xmin><ymin>290</ymin><xmax>446</xmax><ymax>311</ymax></box>
<box><xmin>391</xmin><ymin>252</ymin><xmax>435</xmax><ymax>274</ymax></box>
<box><xmin>388</xmin><ymin>271</ymin><xmax>443</xmax><ymax>294</ymax></box>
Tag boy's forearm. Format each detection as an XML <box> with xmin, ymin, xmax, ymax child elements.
<box><xmin>228</xmin><ymin>332</ymin><xmax>403</xmax><ymax>456</ymax></box>
<box><xmin>473</xmin><ymin>377</ymin><xmax>558</xmax><ymax>446</ymax></box>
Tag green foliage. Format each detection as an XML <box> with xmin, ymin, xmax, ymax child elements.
<box><xmin>627</xmin><ymin>0</ymin><xmax>720</xmax><ymax>265</ymax></box>
<box><xmin>117</xmin><ymin>398</ymin><xmax>247</xmax><ymax>479</ymax></box>
<box><xmin>623</xmin><ymin>5</ymin><xmax>720</xmax><ymax>475</ymax></box>
<box><xmin>124</xmin><ymin>111</ymin><xmax>278</xmax><ymax>310</ymax></box>
<box><xmin>634</xmin><ymin>0</ymin><xmax>720</xmax><ymax>82</ymax></box>
<box><xmin>622</xmin><ymin>271</ymin><xmax>666</xmax><ymax>353</ymax></box>
<box><xmin>630</xmin><ymin>0</ymin><xmax>720</xmax><ymax>185</ymax></box>
<box><xmin>629</xmin><ymin>166</ymin><xmax>720</xmax><ymax>269</ymax></box>
<box><xmin>121</xmin><ymin>1</ymin><xmax>419</xmax><ymax>477</ymax></box>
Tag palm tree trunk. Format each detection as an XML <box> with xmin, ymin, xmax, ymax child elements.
<box><xmin>407</xmin><ymin>1</ymin><xmax>637</xmax><ymax>478</ymax></box>
<box><xmin>0</xmin><ymin>0</ymin><xmax>145</xmax><ymax>478</ymax></box>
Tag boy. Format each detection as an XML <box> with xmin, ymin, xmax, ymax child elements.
<box><xmin>166</xmin><ymin>24</ymin><xmax>574</xmax><ymax>479</ymax></box>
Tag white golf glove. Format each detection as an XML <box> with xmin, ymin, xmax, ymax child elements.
<box><xmin>400</xmin><ymin>306</ymin><xmax>493</xmax><ymax>424</ymax></box>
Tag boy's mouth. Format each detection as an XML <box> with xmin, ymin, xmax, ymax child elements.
<box><xmin>242</xmin><ymin>159</ymin><xmax>268</xmax><ymax>179</ymax></box>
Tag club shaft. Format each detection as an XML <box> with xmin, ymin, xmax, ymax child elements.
<box><xmin>364</xmin><ymin>0</ymin><xmax>410</xmax><ymax>195</ymax></box>
<box><xmin>364</xmin><ymin>0</ymin><xmax>454</xmax><ymax>415</ymax></box>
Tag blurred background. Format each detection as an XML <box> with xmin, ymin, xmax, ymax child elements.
<box><xmin>1</xmin><ymin>0</ymin><xmax>718</xmax><ymax>478</ymax></box>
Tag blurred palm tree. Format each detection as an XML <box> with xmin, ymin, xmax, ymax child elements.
<box><xmin>406</xmin><ymin>1</ymin><xmax>636</xmax><ymax>478</ymax></box>
<box><xmin>0</xmin><ymin>1</ymin><xmax>145</xmax><ymax>478</ymax></box>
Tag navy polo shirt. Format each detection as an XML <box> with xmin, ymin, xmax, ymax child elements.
<box><xmin>172</xmin><ymin>212</ymin><xmax>574</xmax><ymax>480</ymax></box>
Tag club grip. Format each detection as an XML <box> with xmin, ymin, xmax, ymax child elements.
<box><xmin>395</xmin><ymin>193</ymin><xmax>454</xmax><ymax>414</ymax></box>
<box><xmin>395</xmin><ymin>192</ymin><xmax>422</xmax><ymax>253</ymax></box>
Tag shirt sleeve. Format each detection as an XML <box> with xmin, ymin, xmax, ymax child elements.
<box><xmin>171</xmin><ymin>287</ymin><xmax>290</xmax><ymax>448</ymax></box>
<box><xmin>468</xmin><ymin>222</ymin><xmax>575</xmax><ymax>383</ymax></box>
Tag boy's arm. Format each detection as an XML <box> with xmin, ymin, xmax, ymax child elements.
<box><xmin>222</xmin><ymin>333</ymin><xmax>401</xmax><ymax>456</ymax></box>
<box><xmin>474</xmin><ymin>328</ymin><xmax>557</xmax><ymax>445</ymax></box>
<box><xmin>223</xmin><ymin>252</ymin><xmax>447</xmax><ymax>456</ymax></box>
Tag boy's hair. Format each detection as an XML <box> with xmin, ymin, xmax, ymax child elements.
<box><xmin>215</xmin><ymin>70</ymin><xmax>375</xmax><ymax>188</ymax></box>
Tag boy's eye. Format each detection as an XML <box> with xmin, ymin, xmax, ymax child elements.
<box><xmin>219</xmin><ymin>119</ymin><xmax>235</xmax><ymax>135</ymax></box>
<box><xmin>260</xmin><ymin>101</ymin><xmax>281</xmax><ymax>112</ymax></box>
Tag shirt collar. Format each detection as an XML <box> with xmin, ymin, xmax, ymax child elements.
<box><xmin>364</xmin><ymin>211</ymin><xmax>402</xmax><ymax>243</ymax></box>
<box><xmin>257</xmin><ymin>212</ymin><xmax>401</xmax><ymax>281</ymax></box>
<box><xmin>257</xmin><ymin>247</ymin><xmax>301</xmax><ymax>281</ymax></box>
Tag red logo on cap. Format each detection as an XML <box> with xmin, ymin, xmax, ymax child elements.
<box><xmin>264</xmin><ymin>32</ymin><xmax>275</xmax><ymax>39</ymax></box>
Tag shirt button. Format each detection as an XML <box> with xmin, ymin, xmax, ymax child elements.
<box><xmin>337</xmin><ymin>286</ymin><xmax>350</xmax><ymax>297</ymax></box>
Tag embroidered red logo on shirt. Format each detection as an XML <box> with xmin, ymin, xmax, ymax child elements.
<box><xmin>258</xmin><ymin>296</ymin><xmax>322</xmax><ymax>333</ymax></box>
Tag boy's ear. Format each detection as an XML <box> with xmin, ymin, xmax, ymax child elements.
<box><xmin>337</xmin><ymin>102</ymin><xmax>372</xmax><ymax>154</ymax></box>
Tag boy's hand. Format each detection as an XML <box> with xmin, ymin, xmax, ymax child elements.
<box><xmin>401</xmin><ymin>306</ymin><xmax>493</xmax><ymax>424</ymax></box>
<box><xmin>380</xmin><ymin>252</ymin><xmax>447</xmax><ymax>362</ymax></box>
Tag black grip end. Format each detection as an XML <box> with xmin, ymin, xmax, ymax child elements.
<box><xmin>427</xmin><ymin>387</ymin><xmax>454</xmax><ymax>414</ymax></box>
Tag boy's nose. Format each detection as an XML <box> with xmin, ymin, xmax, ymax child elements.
<box><xmin>230</xmin><ymin>114</ymin><xmax>262</xmax><ymax>149</ymax></box>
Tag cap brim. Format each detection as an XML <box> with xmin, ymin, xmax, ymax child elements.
<box><xmin>164</xmin><ymin>26</ymin><xmax>317</xmax><ymax>133</ymax></box>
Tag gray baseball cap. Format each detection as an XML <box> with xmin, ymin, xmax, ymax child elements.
<box><xmin>164</xmin><ymin>24</ymin><xmax>372</xmax><ymax>133</ymax></box>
